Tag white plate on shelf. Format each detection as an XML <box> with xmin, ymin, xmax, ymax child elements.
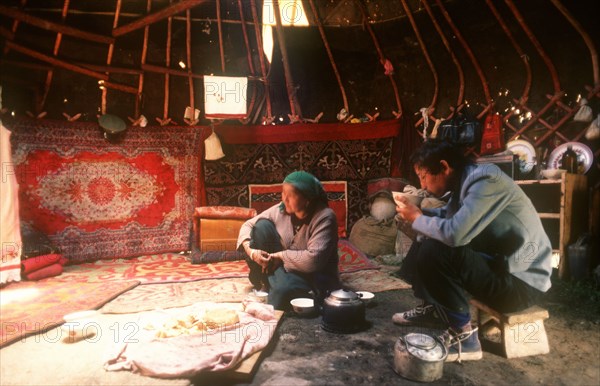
<box><xmin>506</xmin><ymin>139</ymin><xmax>536</xmax><ymax>173</ymax></box>
<box><xmin>547</xmin><ymin>142</ymin><xmax>593</xmax><ymax>174</ymax></box>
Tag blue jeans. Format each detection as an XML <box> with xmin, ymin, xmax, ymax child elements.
<box><xmin>399</xmin><ymin>239</ymin><xmax>543</xmax><ymax>315</ymax></box>
<box><xmin>245</xmin><ymin>219</ymin><xmax>313</xmax><ymax>310</ymax></box>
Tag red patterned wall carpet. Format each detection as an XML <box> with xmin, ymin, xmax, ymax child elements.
<box><xmin>9</xmin><ymin>119</ymin><xmax>202</xmax><ymax>264</ymax></box>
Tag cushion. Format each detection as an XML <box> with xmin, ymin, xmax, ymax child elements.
<box><xmin>194</xmin><ymin>206</ymin><xmax>257</xmax><ymax>220</ymax></box>
<box><xmin>193</xmin><ymin>206</ymin><xmax>257</xmax><ymax>252</ymax></box>
<box><xmin>248</xmin><ymin>181</ymin><xmax>348</xmax><ymax>238</ymax></box>
<box><xmin>20</xmin><ymin>223</ymin><xmax>60</xmax><ymax>259</ymax></box>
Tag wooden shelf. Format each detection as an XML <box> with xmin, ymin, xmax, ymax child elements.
<box><xmin>516</xmin><ymin>173</ymin><xmax>588</xmax><ymax>279</ymax></box>
<box><xmin>537</xmin><ymin>213</ymin><xmax>561</xmax><ymax>219</ymax></box>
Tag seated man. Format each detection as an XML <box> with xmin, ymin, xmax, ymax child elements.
<box><xmin>237</xmin><ymin>171</ymin><xmax>340</xmax><ymax>310</ymax></box>
<box><xmin>394</xmin><ymin>141</ymin><xmax>552</xmax><ymax>362</ymax></box>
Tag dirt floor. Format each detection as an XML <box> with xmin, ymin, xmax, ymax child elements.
<box><xmin>194</xmin><ymin>274</ymin><xmax>600</xmax><ymax>386</ymax></box>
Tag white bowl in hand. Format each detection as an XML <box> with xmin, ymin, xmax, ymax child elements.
<box><xmin>392</xmin><ymin>191</ymin><xmax>424</xmax><ymax>207</ymax></box>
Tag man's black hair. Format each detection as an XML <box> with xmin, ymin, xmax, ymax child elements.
<box><xmin>409</xmin><ymin>141</ymin><xmax>473</xmax><ymax>175</ymax></box>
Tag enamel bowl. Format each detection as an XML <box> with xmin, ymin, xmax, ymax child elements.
<box><xmin>356</xmin><ymin>291</ymin><xmax>375</xmax><ymax>305</ymax></box>
<box><xmin>540</xmin><ymin>168</ymin><xmax>566</xmax><ymax>180</ymax></box>
<box><xmin>290</xmin><ymin>298</ymin><xmax>315</xmax><ymax>315</ymax></box>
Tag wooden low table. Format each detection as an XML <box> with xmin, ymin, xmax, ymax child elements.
<box><xmin>470</xmin><ymin>299</ymin><xmax>550</xmax><ymax>359</ymax></box>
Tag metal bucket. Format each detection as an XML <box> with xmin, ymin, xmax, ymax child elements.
<box><xmin>393</xmin><ymin>333</ymin><xmax>447</xmax><ymax>382</ymax></box>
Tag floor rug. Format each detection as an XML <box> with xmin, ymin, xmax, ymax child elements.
<box><xmin>53</xmin><ymin>241</ymin><xmax>378</xmax><ymax>284</ymax></box>
<box><xmin>101</xmin><ymin>277</ymin><xmax>253</xmax><ymax>314</ymax></box>
<box><xmin>340</xmin><ymin>269</ymin><xmax>410</xmax><ymax>293</ymax></box>
<box><xmin>10</xmin><ymin>119</ymin><xmax>202</xmax><ymax>263</ymax></box>
<box><xmin>0</xmin><ymin>280</ymin><xmax>139</xmax><ymax>348</ymax></box>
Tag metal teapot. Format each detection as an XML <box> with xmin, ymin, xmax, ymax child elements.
<box><xmin>320</xmin><ymin>289</ymin><xmax>368</xmax><ymax>333</ymax></box>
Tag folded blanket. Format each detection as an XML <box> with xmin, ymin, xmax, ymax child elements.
<box><xmin>25</xmin><ymin>263</ymin><xmax>63</xmax><ymax>280</ymax></box>
<box><xmin>104</xmin><ymin>302</ymin><xmax>278</xmax><ymax>378</ymax></box>
<box><xmin>21</xmin><ymin>253</ymin><xmax>62</xmax><ymax>274</ymax></box>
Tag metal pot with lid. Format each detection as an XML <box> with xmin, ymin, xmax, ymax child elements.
<box><xmin>321</xmin><ymin>289</ymin><xmax>368</xmax><ymax>333</ymax></box>
<box><xmin>393</xmin><ymin>333</ymin><xmax>448</xmax><ymax>382</ymax></box>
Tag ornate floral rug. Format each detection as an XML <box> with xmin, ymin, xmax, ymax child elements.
<box><xmin>0</xmin><ymin>280</ymin><xmax>138</xmax><ymax>348</ymax></box>
<box><xmin>52</xmin><ymin>240</ymin><xmax>379</xmax><ymax>284</ymax></box>
<box><xmin>100</xmin><ymin>269</ymin><xmax>410</xmax><ymax>314</ymax></box>
<box><xmin>100</xmin><ymin>277</ymin><xmax>253</xmax><ymax>314</ymax></box>
<box><xmin>9</xmin><ymin>119</ymin><xmax>202</xmax><ymax>263</ymax></box>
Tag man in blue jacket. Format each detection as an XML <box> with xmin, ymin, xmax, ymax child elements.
<box><xmin>394</xmin><ymin>141</ymin><xmax>552</xmax><ymax>362</ymax></box>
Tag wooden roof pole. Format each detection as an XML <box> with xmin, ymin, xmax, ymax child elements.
<box><xmin>504</xmin><ymin>0</ymin><xmax>561</xmax><ymax>96</ymax></box>
<box><xmin>0</xmin><ymin>4</ymin><xmax>113</xmax><ymax>44</ymax></box>
<box><xmin>484</xmin><ymin>0</ymin><xmax>535</xmax><ymax>143</ymax></box>
<box><xmin>134</xmin><ymin>0</ymin><xmax>152</xmax><ymax>118</ymax></box>
<box><xmin>3</xmin><ymin>0</ymin><xmax>27</xmax><ymax>56</ymax></box>
<box><xmin>355</xmin><ymin>0</ymin><xmax>402</xmax><ymax>117</ymax></box>
<box><xmin>399</xmin><ymin>0</ymin><xmax>438</xmax><ymax>128</ymax></box>
<box><xmin>486</xmin><ymin>0</ymin><xmax>532</xmax><ymax>105</ymax></box>
<box><xmin>40</xmin><ymin>0</ymin><xmax>70</xmax><ymax>113</ymax></box>
<box><xmin>216</xmin><ymin>0</ymin><xmax>225</xmax><ymax>73</ymax></box>
<box><xmin>307</xmin><ymin>0</ymin><xmax>349</xmax><ymax>115</ymax></box>
<box><xmin>435</xmin><ymin>0</ymin><xmax>492</xmax><ymax>115</ymax></box>
<box><xmin>5</xmin><ymin>41</ymin><xmax>108</xmax><ymax>81</ymax></box>
<box><xmin>250</xmin><ymin>0</ymin><xmax>272</xmax><ymax>120</ymax></box>
<box><xmin>272</xmin><ymin>0</ymin><xmax>301</xmax><ymax>119</ymax></box>
<box><xmin>101</xmin><ymin>0</ymin><xmax>123</xmax><ymax>115</ymax></box>
<box><xmin>160</xmin><ymin>0</ymin><xmax>173</xmax><ymax>125</ymax></box>
<box><xmin>112</xmin><ymin>0</ymin><xmax>206</xmax><ymax>37</ymax></box>
<box><xmin>503</xmin><ymin>0</ymin><xmax>565</xmax><ymax>146</ymax></box>
<box><xmin>421</xmin><ymin>0</ymin><xmax>464</xmax><ymax>115</ymax></box>
<box><xmin>0</xmin><ymin>55</ymin><xmax>137</xmax><ymax>94</ymax></box>
<box><xmin>236</xmin><ymin>0</ymin><xmax>258</xmax><ymax>124</ymax></box>
<box><xmin>186</xmin><ymin>8</ymin><xmax>196</xmax><ymax>123</ymax></box>
<box><xmin>237</xmin><ymin>0</ymin><xmax>255</xmax><ymax>75</ymax></box>
<box><xmin>550</xmin><ymin>0</ymin><xmax>598</xmax><ymax>87</ymax></box>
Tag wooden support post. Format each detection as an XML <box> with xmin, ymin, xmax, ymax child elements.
<box><xmin>422</xmin><ymin>0</ymin><xmax>464</xmax><ymax>119</ymax></box>
<box><xmin>400</xmin><ymin>0</ymin><xmax>438</xmax><ymax>128</ymax></box>
<box><xmin>355</xmin><ymin>0</ymin><xmax>402</xmax><ymax>117</ymax></box>
<box><xmin>435</xmin><ymin>0</ymin><xmax>492</xmax><ymax>108</ymax></box>
<box><xmin>250</xmin><ymin>0</ymin><xmax>272</xmax><ymax>120</ymax></box>
<box><xmin>186</xmin><ymin>9</ymin><xmax>196</xmax><ymax>124</ymax></box>
<box><xmin>40</xmin><ymin>0</ymin><xmax>70</xmax><ymax>113</ymax></box>
<box><xmin>102</xmin><ymin>0</ymin><xmax>122</xmax><ymax>115</ymax></box>
<box><xmin>272</xmin><ymin>0</ymin><xmax>301</xmax><ymax>119</ymax></box>
<box><xmin>161</xmin><ymin>1</ymin><xmax>173</xmax><ymax>125</ymax></box>
<box><xmin>486</xmin><ymin>0</ymin><xmax>531</xmax><ymax>106</ymax></box>
<box><xmin>307</xmin><ymin>0</ymin><xmax>348</xmax><ymax>115</ymax></box>
<box><xmin>216</xmin><ymin>0</ymin><xmax>225</xmax><ymax>73</ymax></box>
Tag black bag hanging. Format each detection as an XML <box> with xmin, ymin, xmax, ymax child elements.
<box><xmin>436</xmin><ymin>107</ymin><xmax>481</xmax><ymax>145</ymax></box>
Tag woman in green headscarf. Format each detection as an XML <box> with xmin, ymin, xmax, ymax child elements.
<box><xmin>237</xmin><ymin>171</ymin><xmax>340</xmax><ymax>310</ymax></box>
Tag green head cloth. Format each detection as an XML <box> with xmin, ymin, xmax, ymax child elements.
<box><xmin>282</xmin><ymin>171</ymin><xmax>328</xmax><ymax>207</ymax></box>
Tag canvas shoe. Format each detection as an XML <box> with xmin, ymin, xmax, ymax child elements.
<box><xmin>392</xmin><ymin>303</ymin><xmax>447</xmax><ymax>329</ymax></box>
<box><xmin>439</xmin><ymin>325</ymin><xmax>483</xmax><ymax>362</ymax></box>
